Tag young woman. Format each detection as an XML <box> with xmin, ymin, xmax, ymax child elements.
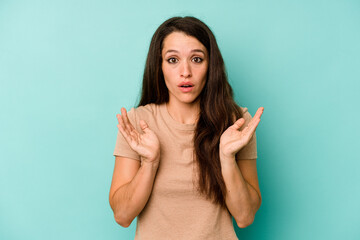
<box><xmin>109</xmin><ymin>16</ymin><xmax>264</xmax><ymax>240</ymax></box>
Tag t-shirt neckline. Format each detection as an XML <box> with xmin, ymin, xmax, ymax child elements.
<box><xmin>159</xmin><ymin>103</ymin><xmax>196</xmax><ymax>131</ymax></box>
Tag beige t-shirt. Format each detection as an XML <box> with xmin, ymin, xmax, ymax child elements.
<box><xmin>113</xmin><ymin>103</ymin><xmax>257</xmax><ymax>240</ymax></box>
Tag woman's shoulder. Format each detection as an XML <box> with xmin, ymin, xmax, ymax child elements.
<box><xmin>131</xmin><ymin>103</ymin><xmax>163</xmax><ymax>120</ymax></box>
<box><xmin>134</xmin><ymin>103</ymin><xmax>159</xmax><ymax>113</ymax></box>
<box><xmin>230</xmin><ymin>105</ymin><xmax>252</xmax><ymax>125</ymax></box>
<box><xmin>239</xmin><ymin>106</ymin><xmax>249</xmax><ymax>114</ymax></box>
<box><xmin>238</xmin><ymin>105</ymin><xmax>253</xmax><ymax>124</ymax></box>
<box><xmin>240</xmin><ymin>106</ymin><xmax>250</xmax><ymax>116</ymax></box>
<box><xmin>124</xmin><ymin>103</ymin><xmax>162</xmax><ymax>132</ymax></box>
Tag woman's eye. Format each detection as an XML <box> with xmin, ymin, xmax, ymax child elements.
<box><xmin>192</xmin><ymin>57</ymin><xmax>203</xmax><ymax>63</ymax></box>
<box><xmin>167</xmin><ymin>58</ymin><xmax>178</xmax><ymax>63</ymax></box>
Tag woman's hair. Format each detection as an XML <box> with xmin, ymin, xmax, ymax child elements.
<box><xmin>138</xmin><ymin>16</ymin><xmax>243</xmax><ymax>208</ymax></box>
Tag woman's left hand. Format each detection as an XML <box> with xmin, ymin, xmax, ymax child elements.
<box><xmin>219</xmin><ymin>107</ymin><xmax>264</xmax><ymax>161</ymax></box>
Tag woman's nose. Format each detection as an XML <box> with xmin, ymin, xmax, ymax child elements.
<box><xmin>180</xmin><ymin>61</ymin><xmax>192</xmax><ymax>78</ymax></box>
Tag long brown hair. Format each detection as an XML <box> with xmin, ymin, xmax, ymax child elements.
<box><xmin>138</xmin><ymin>16</ymin><xmax>243</xmax><ymax>208</ymax></box>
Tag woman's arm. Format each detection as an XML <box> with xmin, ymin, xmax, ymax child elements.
<box><xmin>109</xmin><ymin>156</ymin><xmax>159</xmax><ymax>227</ymax></box>
<box><xmin>109</xmin><ymin>108</ymin><xmax>161</xmax><ymax>227</ymax></box>
<box><xmin>220</xmin><ymin>158</ymin><xmax>261</xmax><ymax>228</ymax></box>
<box><xmin>219</xmin><ymin>107</ymin><xmax>264</xmax><ymax>228</ymax></box>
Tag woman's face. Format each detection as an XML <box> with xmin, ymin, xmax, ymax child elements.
<box><xmin>161</xmin><ymin>31</ymin><xmax>209</xmax><ymax>106</ymax></box>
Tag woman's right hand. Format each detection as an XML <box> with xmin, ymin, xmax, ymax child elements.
<box><xmin>116</xmin><ymin>107</ymin><xmax>160</xmax><ymax>164</ymax></box>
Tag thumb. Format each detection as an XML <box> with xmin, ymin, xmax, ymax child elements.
<box><xmin>139</xmin><ymin>120</ymin><xmax>150</xmax><ymax>132</ymax></box>
<box><xmin>231</xmin><ymin>118</ymin><xmax>245</xmax><ymax>130</ymax></box>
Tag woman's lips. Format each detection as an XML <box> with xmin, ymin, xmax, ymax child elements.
<box><xmin>178</xmin><ymin>85</ymin><xmax>194</xmax><ymax>92</ymax></box>
<box><xmin>178</xmin><ymin>81</ymin><xmax>194</xmax><ymax>92</ymax></box>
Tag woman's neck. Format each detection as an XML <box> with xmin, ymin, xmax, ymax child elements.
<box><xmin>166</xmin><ymin>100</ymin><xmax>200</xmax><ymax>125</ymax></box>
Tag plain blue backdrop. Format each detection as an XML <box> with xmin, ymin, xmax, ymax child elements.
<box><xmin>1</xmin><ymin>0</ymin><xmax>359</xmax><ymax>239</ymax></box>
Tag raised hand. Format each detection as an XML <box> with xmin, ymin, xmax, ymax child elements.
<box><xmin>219</xmin><ymin>107</ymin><xmax>264</xmax><ymax>161</ymax></box>
<box><xmin>117</xmin><ymin>108</ymin><xmax>160</xmax><ymax>164</ymax></box>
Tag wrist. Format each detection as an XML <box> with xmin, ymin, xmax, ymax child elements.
<box><xmin>219</xmin><ymin>147</ymin><xmax>237</xmax><ymax>167</ymax></box>
<box><xmin>220</xmin><ymin>155</ymin><xmax>238</xmax><ymax>176</ymax></box>
<box><xmin>141</xmin><ymin>156</ymin><xmax>160</xmax><ymax>168</ymax></box>
<box><xmin>219</xmin><ymin>147</ymin><xmax>235</xmax><ymax>161</ymax></box>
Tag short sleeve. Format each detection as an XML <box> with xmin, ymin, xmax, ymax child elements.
<box><xmin>113</xmin><ymin>107</ymin><xmax>141</xmax><ymax>161</ymax></box>
<box><xmin>235</xmin><ymin>107</ymin><xmax>258</xmax><ymax>160</ymax></box>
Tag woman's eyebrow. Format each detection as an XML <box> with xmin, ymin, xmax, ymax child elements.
<box><xmin>164</xmin><ymin>49</ymin><xmax>206</xmax><ymax>55</ymax></box>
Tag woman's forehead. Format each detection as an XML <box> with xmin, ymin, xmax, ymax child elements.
<box><xmin>162</xmin><ymin>32</ymin><xmax>207</xmax><ymax>55</ymax></box>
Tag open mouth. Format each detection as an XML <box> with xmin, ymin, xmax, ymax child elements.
<box><xmin>178</xmin><ymin>84</ymin><xmax>194</xmax><ymax>92</ymax></box>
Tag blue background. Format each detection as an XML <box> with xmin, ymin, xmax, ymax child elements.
<box><xmin>1</xmin><ymin>0</ymin><xmax>359</xmax><ymax>239</ymax></box>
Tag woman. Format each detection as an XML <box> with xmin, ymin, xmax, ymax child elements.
<box><xmin>109</xmin><ymin>16</ymin><xmax>264</xmax><ymax>240</ymax></box>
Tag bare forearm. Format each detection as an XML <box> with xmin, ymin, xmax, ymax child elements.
<box><xmin>221</xmin><ymin>159</ymin><xmax>261</xmax><ymax>228</ymax></box>
<box><xmin>110</xmin><ymin>160</ymin><xmax>159</xmax><ymax>227</ymax></box>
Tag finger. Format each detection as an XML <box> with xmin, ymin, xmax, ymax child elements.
<box><xmin>119</xmin><ymin>113</ymin><xmax>137</xmax><ymax>141</ymax></box>
<box><xmin>121</xmin><ymin>108</ymin><xmax>136</xmax><ymax>135</ymax></box>
<box><xmin>116</xmin><ymin>114</ymin><xmax>127</xmax><ymax>134</ymax></box>
<box><xmin>122</xmin><ymin>108</ymin><xmax>141</xmax><ymax>142</ymax></box>
<box><xmin>245</xmin><ymin>113</ymin><xmax>262</xmax><ymax>136</ymax></box>
<box><xmin>231</xmin><ymin>118</ymin><xmax>245</xmax><ymax>130</ymax></box>
<box><xmin>117</xmin><ymin>123</ymin><xmax>132</xmax><ymax>142</ymax></box>
<box><xmin>116</xmin><ymin>114</ymin><xmax>130</xmax><ymax>137</ymax></box>
<box><xmin>248</xmin><ymin>117</ymin><xmax>261</xmax><ymax>134</ymax></box>
<box><xmin>117</xmin><ymin>119</ymin><xmax>134</xmax><ymax>144</ymax></box>
<box><xmin>254</xmin><ymin>107</ymin><xmax>264</xmax><ymax>119</ymax></box>
<box><xmin>117</xmin><ymin>111</ymin><xmax>131</xmax><ymax>137</ymax></box>
<box><xmin>246</xmin><ymin>107</ymin><xmax>264</xmax><ymax>130</ymax></box>
<box><xmin>139</xmin><ymin>120</ymin><xmax>150</xmax><ymax>133</ymax></box>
